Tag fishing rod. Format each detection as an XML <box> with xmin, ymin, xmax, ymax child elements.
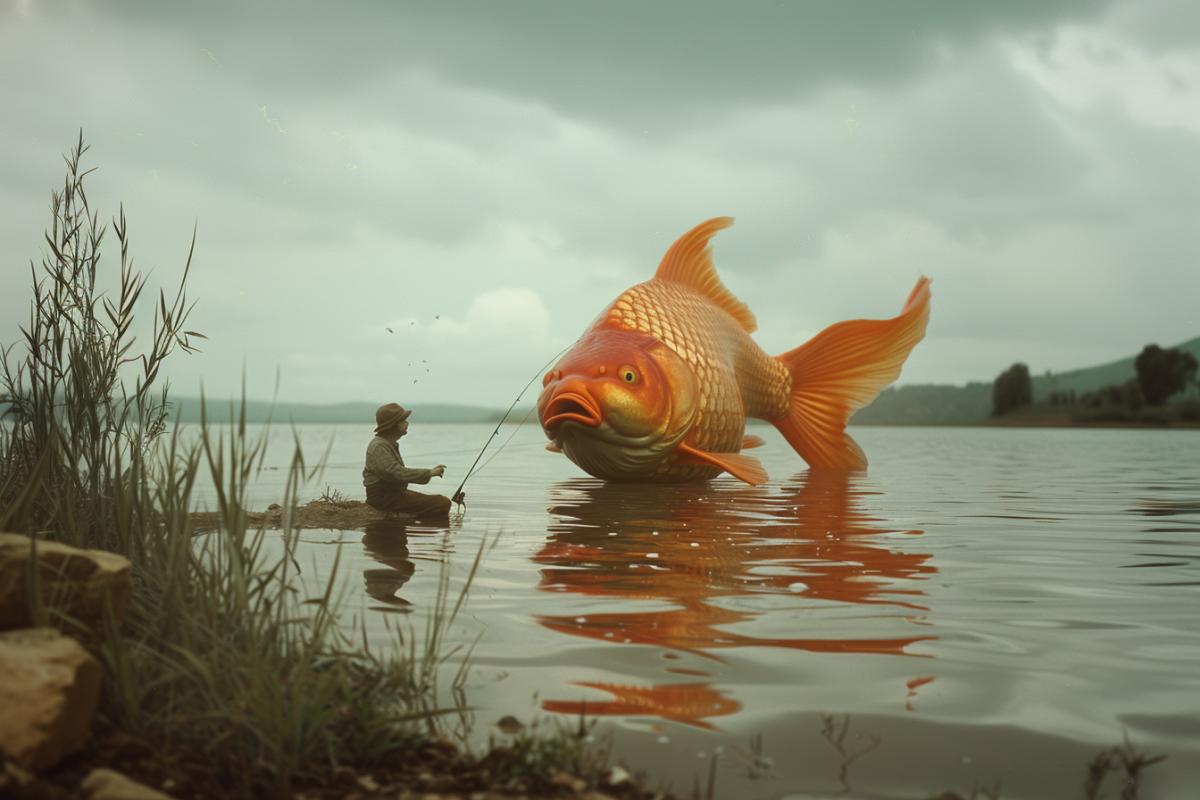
<box><xmin>450</xmin><ymin>343</ymin><xmax>571</xmax><ymax>513</ymax></box>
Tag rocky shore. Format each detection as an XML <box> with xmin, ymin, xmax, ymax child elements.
<box><xmin>0</xmin><ymin>532</ymin><xmax>169</xmax><ymax>798</ymax></box>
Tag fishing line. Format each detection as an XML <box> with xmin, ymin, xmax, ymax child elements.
<box><xmin>450</xmin><ymin>343</ymin><xmax>571</xmax><ymax>512</ymax></box>
<box><xmin>468</xmin><ymin>403</ymin><xmax>539</xmax><ymax>479</ymax></box>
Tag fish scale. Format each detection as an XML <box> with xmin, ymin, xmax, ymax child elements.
<box><xmin>595</xmin><ymin>279</ymin><xmax>790</xmax><ymax>477</ymax></box>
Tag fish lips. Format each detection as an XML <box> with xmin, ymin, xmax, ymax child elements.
<box><xmin>541</xmin><ymin>386</ymin><xmax>603</xmax><ymax>433</ymax></box>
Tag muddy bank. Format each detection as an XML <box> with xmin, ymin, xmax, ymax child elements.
<box><xmin>13</xmin><ymin>720</ymin><xmax>661</xmax><ymax>800</ymax></box>
<box><xmin>190</xmin><ymin>498</ymin><xmax>446</xmax><ymax>533</ymax></box>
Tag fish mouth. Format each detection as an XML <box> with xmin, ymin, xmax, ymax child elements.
<box><xmin>543</xmin><ymin>390</ymin><xmax>603</xmax><ymax>432</ymax></box>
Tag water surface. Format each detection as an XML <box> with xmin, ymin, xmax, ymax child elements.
<box><xmin>192</xmin><ymin>423</ymin><xmax>1200</xmax><ymax>799</ymax></box>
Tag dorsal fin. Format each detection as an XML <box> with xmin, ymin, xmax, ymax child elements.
<box><xmin>653</xmin><ymin>217</ymin><xmax>757</xmax><ymax>333</ymax></box>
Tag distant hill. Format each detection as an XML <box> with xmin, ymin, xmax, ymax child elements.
<box><xmin>852</xmin><ymin>335</ymin><xmax>1200</xmax><ymax>425</ymax></box>
<box><xmin>1031</xmin><ymin>335</ymin><xmax>1200</xmax><ymax>400</ymax></box>
<box><xmin>850</xmin><ymin>382</ymin><xmax>992</xmax><ymax>426</ymax></box>
<box><xmin>169</xmin><ymin>398</ymin><xmax>506</xmax><ymax>425</ymax></box>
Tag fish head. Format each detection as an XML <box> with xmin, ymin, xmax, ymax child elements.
<box><xmin>538</xmin><ymin>329</ymin><xmax>698</xmax><ymax>479</ymax></box>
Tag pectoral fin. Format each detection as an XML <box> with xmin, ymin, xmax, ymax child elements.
<box><xmin>676</xmin><ymin>442</ymin><xmax>769</xmax><ymax>485</ymax></box>
<box><xmin>546</xmin><ymin>441</ymin><xmax>563</xmax><ymax>453</ymax></box>
<box><xmin>741</xmin><ymin>434</ymin><xmax>764</xmax><ymax>449</ymax></box>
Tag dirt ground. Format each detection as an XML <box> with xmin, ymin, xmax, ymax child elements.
<box><xmin>190</xmin><ymin>497</ymin><xmax>443</xmax><ymax>533</ymax></box>
<box><xmin>9</xmin><ymin>721</ymin><xmax>662</xmax><ymax>800</ymax></box>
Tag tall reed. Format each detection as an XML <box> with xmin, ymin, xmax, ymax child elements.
<box><xmin>99</xmin><ymin>409</ymin><xmax>469</xmax><ymax>795</ymax></box>
<box><xmin>0</xmin><ymin>136</ymin><xmax>472</xmax><ymax>797</ymax></box>
<box><xmin>0</xmin><ymin>131</ymin><xmax>201</xmax><ymax>546</ymax></box>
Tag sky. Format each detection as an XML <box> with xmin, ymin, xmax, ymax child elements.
<box><xmin>2</xmin><ymin>0</ymin><xmax>1198</xmax><ymax>408</ymax></box>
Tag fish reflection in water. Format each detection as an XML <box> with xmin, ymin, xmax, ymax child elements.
<box><xmin>362</xmin><ymin>518</ymin><xmax>417</xmax><ymax>611</ymax></box>
<box><xmin>535</xmin><ymin>470</ymin><xmax>937</xmax><ymax>727</ymax></box>
<box><xmin>543</xmin><ymin>682</ymin><xmax>739</xmax><ymax>731</ymax></box>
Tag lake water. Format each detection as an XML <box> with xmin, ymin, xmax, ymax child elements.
<box><xmin>190</xmin><ymin>423</ymin><xmax>1200</xmax><ymax>799</ymax></box>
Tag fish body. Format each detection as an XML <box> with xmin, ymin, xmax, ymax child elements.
<box><xmin>537</xmin><ymin>217</ymin><xmax>931</xmax><ymax>483</ymax></box>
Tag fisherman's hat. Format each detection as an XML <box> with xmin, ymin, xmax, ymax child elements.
<box><xmin>374</xmin><ymin>402</ymin><xmax>412</xmax><ymax>434</ymax></box>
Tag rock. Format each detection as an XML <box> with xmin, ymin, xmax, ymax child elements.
<box><xmin>605</xmin><ymin>765</ymin><xmax>632</xmax><ymax>786</ymax></box>
<box><xmin>550</xmin><ymin>770</ymin><xmax>587</xmax><ymax>792</ymax></box>
<box><xmin>495</xmin><ymin>715</ymin><xmax>524</xmax><ymax>735</ymax></box>
<box><xmin>0</xmin><ymin>628</ymin><xmax>102</xmax><ymax>771</ymax></box>
<box><xmin>0</xmin><ymin>533</ymin><xmax>132</xmax><ymax>631</ymax></box>
<box><xmin>81</xmin><ymin>768</ymin><xmax>175</xmax><ymax>799</ymax></box>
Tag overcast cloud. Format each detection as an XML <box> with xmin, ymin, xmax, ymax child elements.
<box><xmin>2</xmin><ymin>0</ymin><xmax>1197</xmax><ymax>407</ymax></box>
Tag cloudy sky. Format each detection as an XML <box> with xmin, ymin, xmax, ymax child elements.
<box><xmin>2</xmin><ymin>1</ymin><xmax>1198</xmax><ymax>407</ymax></box>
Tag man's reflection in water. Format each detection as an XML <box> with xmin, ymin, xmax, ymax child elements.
<box><xmin>362</xmin><ymin>518</ymin><xmax>417</xmax><ymax>611</ymax></box>
<box><xmin>535</xmin><ymin>470</ymin><xmax>937</xmax><ymax>727</ymax></box>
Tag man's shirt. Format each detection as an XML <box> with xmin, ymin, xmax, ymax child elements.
<box><xmin>362</xmin><ymin>436</ymin><xmax>432</xmax><ymax>490</ymax></box>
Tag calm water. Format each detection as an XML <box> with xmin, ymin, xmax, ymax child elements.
<box><xmin>191</xmin><ymin>423</ymin><xmax>1200</xmax><ymax>799</ymax></box>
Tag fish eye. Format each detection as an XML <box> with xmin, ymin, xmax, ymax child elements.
<box><xmin>619</xmin><ymin>366</ymin><xmax>638</xmax><ymax>384</ymax></box>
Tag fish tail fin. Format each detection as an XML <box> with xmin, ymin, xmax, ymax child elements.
<box><xmin>770</xmin><ymin>277</ymin><xmax>931</xmax><ymax>470</ymax></box>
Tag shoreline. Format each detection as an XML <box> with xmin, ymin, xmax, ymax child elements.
<box><xmin>978</xmin><ymin>415</ymin><xmax>1200</xmax><ymax>429</ymax></box>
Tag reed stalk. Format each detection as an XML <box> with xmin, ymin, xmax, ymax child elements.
<box><xmin>0</xmin><ymin>136</ymin><xmax>474</xmax><ymax>797</ymax></box>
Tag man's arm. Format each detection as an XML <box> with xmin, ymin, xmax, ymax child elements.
<box><xmin>366</xmin><ymin>440</ymin><xmax>434</xmax><ymax>484</ymax></box>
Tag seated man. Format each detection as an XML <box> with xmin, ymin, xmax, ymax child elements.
<box><xmin>363</xmin><ymin>403</ymin><xmax>452</xmax><ymax>518</ymax></box>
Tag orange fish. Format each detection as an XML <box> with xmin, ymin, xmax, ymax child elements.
<box><xmin>537</xmin><ymin>217</ymin><xmax>931</xmax><ymax>483</ymax></box>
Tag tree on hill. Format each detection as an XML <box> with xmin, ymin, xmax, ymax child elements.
<box><xmin>992</xmin><ymin>363</ymin><xmax>1032</xmax><ymax>416</ymax></box>
<box><xmin>1080</xmin><ymin>379</ymin><xmax>1143</xmax><ymax>412</ymax></box>
<box><xmin>1134</xmin><ymin>344</ymin><xmax>1199</xmax><ymax>405</ymax></box>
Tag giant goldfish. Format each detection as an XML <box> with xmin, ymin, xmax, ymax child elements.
<box><xmin>536</xmin><ymin>217</ymin><xmax>931</xmax><ymax>483</ymax></box>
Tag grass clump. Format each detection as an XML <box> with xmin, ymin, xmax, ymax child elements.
<box><xmin>1082</xmin><ymin>736</ymin><xmax>1167</xmax><ymax>800</ymax></box>
<box><xmin>0</xmin><ymin>136</ymin><xmax>474</xmax><ymax>797</ymax></box>
<box><xmin>481</xmin><ymin>714</ymin><xmax>617</xmax><ymax>795</ymax></box>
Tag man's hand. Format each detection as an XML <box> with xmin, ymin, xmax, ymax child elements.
<box><xmin>431</xmin><ymin>464</ymin><xmax>446</xmax><ymax>478</ymax></box>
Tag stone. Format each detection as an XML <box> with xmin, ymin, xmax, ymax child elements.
<box><xmin>81</xmin><ymin>768</ymin><xmax>175</xmax><ymax>799</ymax></box>
<box><xmin>550</xmin><ymin>770</ymin><xmax>587</xmax><ymax>792</ymax></box>
<box><xmin>494</xmin><ymin>715</ymin><xmax>524</xmax><ymax>735</ymax></box>
<box><xmin>0</xmin><ymin>532</ymin><xmax>132</xmax><ymax>631</ymax></box>
<box><xmin>605</xmin><ymin>765</ymin><xmax>632</xmax><ymax>786</ymax></box>
<box><xmin>0</xmin><ymin>627</ymin><xmax>102</xmax><ymax>771</ymax></box>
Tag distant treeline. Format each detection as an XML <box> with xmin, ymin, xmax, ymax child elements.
<box><xmin>167</xmin><ymin>398</ymin><xmax>510</xmax><ymax>424</ymax></box>
<box><xmin>850</xmin><ymin>382</ymin><xmax>992</xmax><ymax>425</ymax></box>
<box><xmin>10</xmin><ymin>337</ymin><xmax>1196</xmax><ymax>428</ymax></box>
<box><xmin>991</xmin><ymin>341</ymin><xmax>1200</xmax><ymax>424</ymax></box>
<box><xmin>0</xmin><ymin>396</ymin><xmax>519</xmax><ymax>425</ymax></box>
<box><xmin>852</xmin><ymin>335</ymin><xmax>1200</xmax><ymax>426</ymax></box>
